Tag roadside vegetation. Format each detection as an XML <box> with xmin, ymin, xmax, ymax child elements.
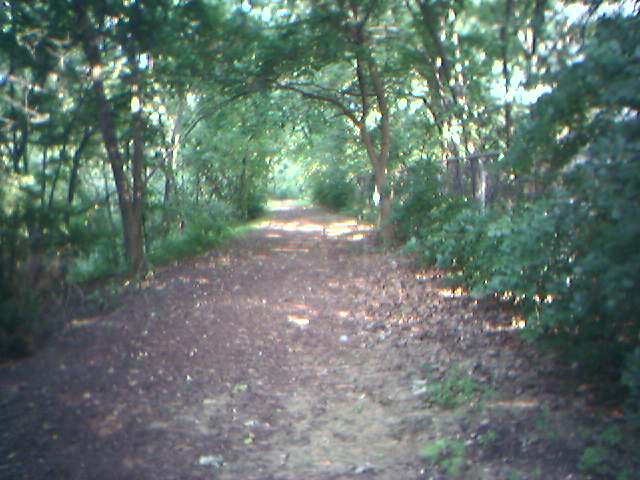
<box><xmin>1</xmin><ymin>1</ymin><xmax>638</xmax><ymax>475</ymax></box>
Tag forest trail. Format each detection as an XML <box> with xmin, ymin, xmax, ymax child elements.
<box><xmin>1</xmin><ymin>202</ymin><xmax>583</xmax><ymax>479</ymax></box>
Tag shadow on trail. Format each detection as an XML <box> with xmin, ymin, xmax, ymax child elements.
<box><xmin>0</xmin><ymin>203</ymin><xmax>405</xmax><ymax>480</ymax></box>
<box><xmin>0</xmin><ymin>202</ymin><xmax>585</xmax><ymax>480</ymax></box>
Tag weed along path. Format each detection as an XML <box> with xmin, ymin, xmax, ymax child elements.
<box><xmin>1</xmin><ymin>202</ymin><xmax>595</xmax><ymax>479</ymax></box>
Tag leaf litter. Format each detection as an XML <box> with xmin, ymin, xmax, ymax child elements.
<box><xmin>0</xmin><ymin>204</ymin><xmax>632</xmax><ymax>479</ymax></box>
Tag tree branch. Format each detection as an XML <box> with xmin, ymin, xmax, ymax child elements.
<box><xmin>276</xmin><ymin>82</ymin><xmax>359</xmax><ymax>125</ymax></box>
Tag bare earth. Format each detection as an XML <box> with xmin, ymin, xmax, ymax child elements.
<box><xmin>0</xmin><ymin>203</ymin><xmax>608</xmax><ymax>479</ymax></box>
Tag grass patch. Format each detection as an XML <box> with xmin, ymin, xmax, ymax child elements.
<box><xmin>575</xmin><ymin>424</ymin><xmax>639</xmax><ymax>479</ymax></box>
<box><xmin>148</xmin><ymin>209</ymin><xmax>233</xmax><ymax>266</ymax></box>
<box><xmin>422</xmin><ymin>437</ymin><xmax>467</xmax><ymax>476</ymax></box>
<box><xmin>420</xmin><ymin>366</ymin><xmax>487</xmax><ymax>409</ymax></box>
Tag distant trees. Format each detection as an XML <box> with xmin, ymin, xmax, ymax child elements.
<box><xmin>254</xmin><ymin>0</ymin><xmax>404</xmax><ymax>241</ymax></box>
<box><xmin>0</xmin><ymin>1</ymin><xmax>277</xmax><ymax>354</ymax></box>
<box><xmin>410</xmin><ymin>11</ymin><xmax>640</xmax><ymax>387</ymax></box>
<box><xmin>2</xmin><ymin>0</ymin><xmax>639</xmax><ymax>406</ymax></box>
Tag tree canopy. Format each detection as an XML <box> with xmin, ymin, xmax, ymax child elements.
<box><xmin>1</xmin><ymin>0</ymin><xmax>639</xmax><ymax>417</ymax></box>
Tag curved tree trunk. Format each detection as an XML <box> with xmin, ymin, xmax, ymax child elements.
<box><xmin>354</xmin><ymin>32</ymin><xmax>395</xmax><ymax>244</ymax></box>
<box><xmin>75</xmin><ymin>4</ymin><xmax>147</xmax><ymax>275</ymax></box>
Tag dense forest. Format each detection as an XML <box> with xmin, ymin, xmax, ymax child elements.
<box><xmin>1</xmin><ymin>0</ymin><xmax>638</xmax><ymax>427</ymax></box>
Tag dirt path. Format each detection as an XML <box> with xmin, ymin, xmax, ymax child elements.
<box><xmin>0</xmin><ymin>203</ymin><xmax>604</xmax><ymax>479</ymax></box>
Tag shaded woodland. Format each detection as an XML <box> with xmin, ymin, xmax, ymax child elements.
<box><xmin>1</xmin><ymin>0</ymin><xmax>639</xmax><ymax>441</ymax></box>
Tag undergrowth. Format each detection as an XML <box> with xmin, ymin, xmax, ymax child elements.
<box><xmin>422</xmin><ymin>437</ymin><xmax>467</xmax><ymax>477</ymax></box>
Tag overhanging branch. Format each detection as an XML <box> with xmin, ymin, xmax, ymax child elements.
<box><xmin>276</xmin><ymin>82</ymin><xmax>359</xmax><ymax>125</ymax></box>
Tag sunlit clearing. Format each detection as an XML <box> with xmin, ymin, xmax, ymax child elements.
<box><xmin>91</xmin><ymin>64</ymin><xmax>101</xmax><ymax>80</ymax></box>
<box><xmin>324</xmin><ymin>220</ymin><xmax>366</xmax><ymax>237</ymax></box>
<box><xmin>349</xmin><ymin>233</ymin><xmax>366</xmax><ymax>241</ymax></box>
<box><xmin>437</xmin><ymin>287</ymin><xmax>466</xmax><ymax>298</ymax></box>
<box><xmin>272</xmin><ymin>247</ymin><xmax>310</xmax><ymax>253</ymax></box>
<box><xmin>489</xmin><ymin>398</ymin><xmax>539</xmax><ymax>409</ymax></box>
<box><xmin>484</xmin><ymin>316</ymin><xmax>527</xmax><ymax>332</ymax></box>
<box><xmin>337</xmin><ymin>310</ymin><xmax>350</xmax><ymax>318</ymax></box>
<box><xmin>513</xmin><ymin>317</ymin><xmax>526</xmax><ymax>329</ymax></box>
<box><xmin>130</xmin><ymin>95</ymin><xmax>141</xmax><ymax>113</ymax></box>
<box><xmin>533</xmin><ymin>294</ymin><xmax>554</xmax><ymax>304</ymax></box>
<box><xmin>70</xmin><ymin>317</ymin><xmax>98</xmax><ymax>328</ymax></box>
<box><xmin>260</xmin><ymin>218</ymin><xmax>373</xmax><ymax>239</ymax></box>
<box><xmin>288</xmin><ymin>302</ymin><xmax>307</xmax><ymax>310</ymax></box>
<box><xmin>287</xmin><ymin>315</ymin><xmax>309</xmax><ymax>327</ymax></box>
<box><xmin>267</xmin><ymin>199</ymin><xmax>309</xmax><ymax>211</ymax></box>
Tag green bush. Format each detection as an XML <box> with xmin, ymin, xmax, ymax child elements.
<box><xmin>243</xmin><ymin>189</ymin><xmax>267</xmax><ymax>220</ymax></box>
<box><xmin>309</xmin><ymin>170</ymin><xmax>356</xmax><ymax>211</ymax></box>
<box><xmin>416</xmin><ymin>15</ymin><xmax>640</xmax><ymax>381</ymax></box>
<box><xmin>421</xmin><ymin>181</ymin><xmax>640</xmax><ymax>376</ymax></box>
<box><xmin>420</xmin><ymin>198</ymin><xmax>495</xmax><ymax>287</ymax></box>
<box><xmin>423</xmin><ymin>367</ymin><xmax>485</xmax><ymax>409</ymax></box>
<box><xmin>69</xmin><ymin>245</ymin><xmax>122</xmax><ymax>283</ymax></box>
<box><xmin>0</xmin><ymin>296</ymin><xmax>41</xmax><ymax>358</ymax></box>
<box><xmin>148</xmin><ymin>200</ymin><xmax>233</xmax><ymax>265</ymax></box>
<box><xmin>623</xmin><ymin>349</ymin><xmax>640</xmax><ymax>430</ymax></box>
<box><xmin>391</xmin><ymin>159</ymin><xmax>444</xmax><ymax>242</ymax></box>
<box><xmin>422</xmin><ymin>437</ymin><xmax>467</xmax><ymax>476</ymax></box>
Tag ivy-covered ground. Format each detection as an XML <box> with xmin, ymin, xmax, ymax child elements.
<box><xmin>1</xmin><ymin>203</ymin><xmax>636</xmax><ymax>479</ymax></box>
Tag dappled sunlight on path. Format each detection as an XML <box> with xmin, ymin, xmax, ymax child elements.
<box><xmin>257</xmin><ymin>202</ymin><xmax>374</xmax><ymax>242</ymax></box>
<box><xmin>0</xmin><ymin>204</ymin><xmax>588</xmax><ymax>480</ymax></box>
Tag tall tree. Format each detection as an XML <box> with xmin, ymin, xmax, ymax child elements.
<box><xmin>72</xmin><ymin>3</ymin><xmax>147</xmax><ymax>273</ymax></box>
<box><xmin>254</xmin><ymin>0</ymin><xmax>403</xmax><ymax>242</ymax></box>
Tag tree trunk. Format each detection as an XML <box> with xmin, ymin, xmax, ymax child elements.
<box><xmin>75</xmin><ymin>5</ymin><xmax>147</xmax><ymax>275</ymax></box>
<box><xmin>360</xmin><ymin>124</ymin><xmax>393</xmax><ymax>243</ymax></box>
<box><xmin>501</xmin><ymin>0</ymin><xmax>514</xmax><ymax>149</ymax></box>
<box><xmin>64</xmin><ymin>127</ymin><xmax>94</xmax><ymax>224</ymax></box>
<box><xmin>40</xmin><ymin>148</ymin><xmax>47</xmax><ymax>208</ymax></box>
<box><xmin>102</xmin><ymin>163</ymin><xmax>120</xmax><ymax>265</ymax></box>
<box><xmin>239</xmin><ymin>156</ymin><xmax>248</xmax><ymax>220</ymax></box>
<box><xmin>129</xmin><ymin>75</ymin><xmax>147</xmax><ymax>274</ymax></box>
<box><xmin>50</xmin><ymin>100</ymin><xmax>89</xmax><ymax>210</ymax></box>
<box><xmin>353</xmin><ymin>26</ymin><xmax>394</xmax><ymax>244</ymax></box>
<box><xmin>447</xmin><ymin>152</ymin><xmax>463</xmax><ymax>195</ymax></box>
<box><xmin>162</xmin><ymin>98</ymin><xmax>186</xmax><ymax>226</ymax></box>
<box><xmin>414</xmin><ymin>0</ymin><xmax>468</xmax><ymax>195</ymax></box>
<box><xmin>195</xmin><ymin>174</ymin><xmax>201</xmax><ymax>206</ymax></box>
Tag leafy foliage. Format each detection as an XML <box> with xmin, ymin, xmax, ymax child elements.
<box><xmin>416</xmin><ymin>14</ymin><xmax>640</xmax><ymax>381</ymax></box>
<box><xmin>391</xmin><ymin>158</ymin><xmax>444</xmax><ymax>242</ymax></box>
<box><xmin>310</xmin><ymin>173</ymin><xmax>355</xmax><ymax>212</ymax></box>
<box><xmin>0</xmin><ymin>0</ymin><xmax>637</xmax><ymax>425</ymax></box>
<box><xmin>0</xmin><ymin>296</ymin><xmax>40</xmax><ymax>358</ymax></box>
<box><xmin>423</xmin><ymin>367</ymin><xmax>485</xmax><ymax>409</ymax></box>
<box><xmin>623</xmin><ymin>348</ymin><xmax>640</xmax><ymax>430</ymax></box>
<box><xmin>422</xmin><ymin>437</ymin><xmax>467</xmax><ymax>477</ymax></box>
<box><xmin>148</xmin><ymin>200</ymin><xmax>233</xmax><ymax>265</ymax></box>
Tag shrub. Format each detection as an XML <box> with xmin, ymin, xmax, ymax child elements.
<box><xmin>0</xmin><ymin>297</ymin><xmax>37</xmax><ymax>357</ymax></box>
<box><xmin>420</xmin><ymin>199</ymin><xmax>495</xmax><ymax>287</ymax></box>
<box><xmin>309</xmin><ymin>170</ymin><xmax>355</xmax><ymax>211</ymax></box>
<box><xmin>423</xmin><ymin>367</ymin><xmax>485</xmax><ymax>409</ymax></box>
<box><xmin>391</xmin><ymin>159</ymin><xmax>444</xmax><ymax>242</ymax></box>
<box><xmin>422</xmin><ymin>437</ymin><xmax>467</xmax><ymax>477</ymax></box>
<box><xmin>623</xmin><ymin>348</ymin><xmax>640</xmax><ymax>430</ymax></box>
<box><xmin>416</xmin><ymin>15</ymin><xmax>640</xmax><ymax>380</ymax></box>
<box><xmin>421</xmin><ymin>180</ymin><xmax>640</xmax><ymax>377</ymax></box>
<box><xmin>243</xmin><ymin>189</ymin><xmax>267</xmax><ymax>220</ymax></box>
<box><xmin>148</xmin><ymin>200</ymin><xmax>233</xmax><ymax>265</ymax></box>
